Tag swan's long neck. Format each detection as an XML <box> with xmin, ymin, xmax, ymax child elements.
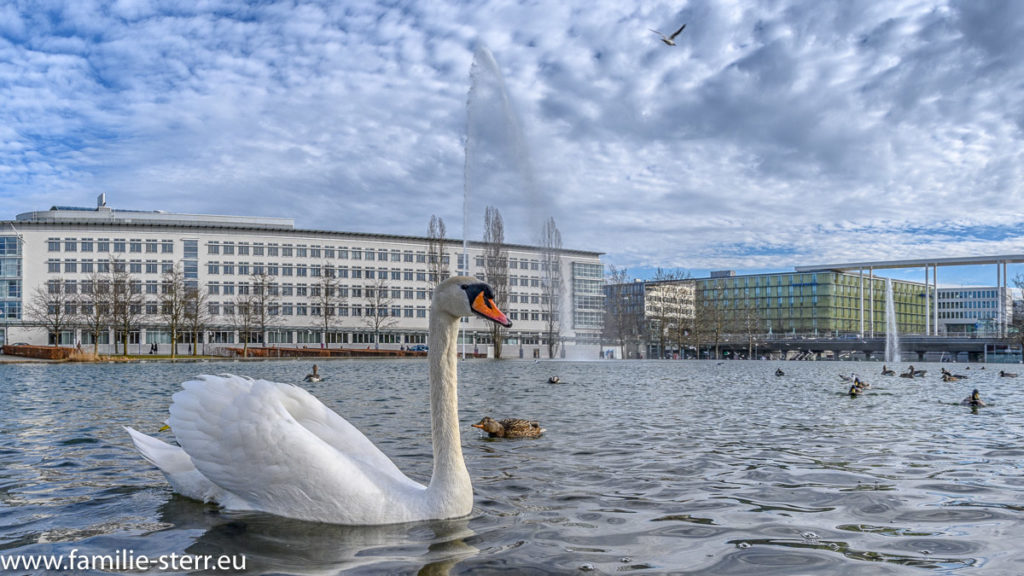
<box><xmin>426</xmin><ymin>306</ymin><xmax>472</xmax><ymax>511</ymax></box>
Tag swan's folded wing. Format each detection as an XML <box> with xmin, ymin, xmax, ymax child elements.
<box><xmin>167</xmin><ymin>375</ymin><xmax>423</xmax><ymax>523</ymax></box>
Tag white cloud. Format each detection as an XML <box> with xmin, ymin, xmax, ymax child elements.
<box><xmin>1</xmin><ymin>0</ymin><xmax>1023</xmax><ymax>285</ymax></box>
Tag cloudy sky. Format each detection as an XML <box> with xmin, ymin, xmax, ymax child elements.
<box><xmin>2</xmin><ymin>0</ymin><xmax>1023</xmax><ymax>285</ymax></box>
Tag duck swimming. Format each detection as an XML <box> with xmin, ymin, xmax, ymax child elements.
<box><xmin>1000</xmin><ymin>370</ymin><xmax>1018</xmax><ymax>378</ymax></box>
<box><xmin>303</xmin><ymin>364</ymin><xmax>322</xmax><ymax>383</ymax></box>
<box><xmin>961</xmin><ymin>389</ymin><xmax>986</xmax><ymax>407</ymax></box>
<box><xmin>881</xmin><ymin>365</ymin><xmax>895</xmax><ymax>376</ymax></box>
<box><xmin>472</xmin><ymin>417</ymin><xmax>544</xmax><ymax>439</ymax></box>
<box><xmin>775</xmin><ymin>368</ymin><xmax>785</xmax><ymax>377</ymax></box>
<box><xmin>548</xmin><ymin>376</ymin><xmax>560</xmax><ymax>384</ymax></box>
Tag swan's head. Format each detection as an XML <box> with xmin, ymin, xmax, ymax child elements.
<box><xmin>472</xmin><ymin>417</ymin><xmax>504</xmax><ymax>435</ymax></box>
<box><xmin>437</xmin><ymin>276</ymin><xmax>512</xmax><ymax>327</ymax></box>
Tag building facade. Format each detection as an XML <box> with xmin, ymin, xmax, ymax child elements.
<box><xmin>936</xmin><ymin>287</ymin><xmax>1013</xmax><ymax>336</ymax></box>
<box><xmin>695</xmin><ymin>271</ymin><xmax>931</xmax><ymax>338</ymax></box>
<box><xmin>0</xmin><ymin>201</ymin><xmax>605</xmax><ymax>358</ymax></box>
<box><xmin>606</xmin><ymin>270</ymin><xmax>934</xmax><ymax>359</ymax></box>
<box><xmin>603</xmin><ymin>279</ymin><xmax>695</xmax><ymax>359</ymax></box>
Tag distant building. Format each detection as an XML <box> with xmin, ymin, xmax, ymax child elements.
<box><xmin>695</xmin><ymin>271</ymin><xmax>930</xmax><ymax>339</ymax></box>
<box><xmin>0</xmin><ymin>200</ymin><xmax>605</xmax><ymax>358</ymax></box>
<box><xmin>936</xmin><ymin>287</ymin><xmax>1013</xmax><ymax>336</ymax></box>
<box><xmin>603</xmin><ymin>279</ymin><xmax>694</xmax><ymax>359</ymax></box>
<box><xmin>605</xmin><ymin>271</ymin><xmax>932</xmax><ymax>359</ymax></box>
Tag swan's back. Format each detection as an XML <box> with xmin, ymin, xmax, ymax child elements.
<box><xmin>144</xmin><ymin>374</ymin><xmax>427</xmax><ymax>523</ymax></box>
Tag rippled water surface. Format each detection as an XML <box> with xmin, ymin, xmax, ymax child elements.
<box><xmin>2</xmin><ymin>359</ymin><xmax>1023</xmax><ymax>575</ymax></box>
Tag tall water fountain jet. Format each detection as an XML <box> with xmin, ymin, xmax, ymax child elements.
<box><xmin>463</xmin><ymin>44</ymin><xmax>574</xmax><ymax>358</ymax></box>
<box><xmin>463</xmin><ymin>43</ymin><xmax>544</xmax><ymax>269</ymax></box>
<box><xmin>885</xmin><ymin>278</ymin><xmax>901</xmax><ymax>363</ymax></box>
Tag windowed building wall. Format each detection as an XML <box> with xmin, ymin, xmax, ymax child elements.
<box><xmin>4</xmin><ymin>204</ymin><xmax>604</xmax><ymax>358</ymax></box>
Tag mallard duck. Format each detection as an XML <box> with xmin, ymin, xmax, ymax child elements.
<box><xmin>941</xmin><ymin>368</ymin><xmax>968</xmax><ymax>380</ymax></box>
<box><xmin>961</xmin><ymin>389</ymin><xmax>986</xmax><ymax>407</ymax></box>
<box><xmin>303</xmin><ymin>364</ymin><xmax>322</xmax><ymax>383</ymax></box>
<box><xmin>1000</xmin><ymin>370</ymin><xmax>1018</xmax><ymax>378</ymax></box>
<box><xmin>472</xmin><ymin>417</ymin><xmax>544</xmax><ymax>439</ymax></box>
<box><xmin>881</xmin><ymin>365</ymin><xmax>895</xmax><ymax>376</ymax></box>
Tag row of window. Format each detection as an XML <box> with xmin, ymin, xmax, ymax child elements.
<box><xmin>48</xmin><ymin>238</ymin><xmax>175</xmax><ymax>254</ymax></box>
<box><xmin>939</xmin><ymin>290</ymin><xmax>1001</xmax><ymax>300</ymax></box>
<box><xmin>939</xmin><ymin>311</ymin><xmax>999</xmax><ymax>320</ymax></box>
<box><xmin>937</xmin><ymin>300</ymin><xmax>999</xmax><ymax>309</ymax></box>
<box><xmin>44</xmin><ymin>258</ymin><xmax>552</xmax><ymax>289</ymax></box>
<box><xmin>46</xmin><ymin>238</ymin><xmax>561</xmax><ymax>271</ymax></box>
<box><xmin>48</xmin><ymin>260</ymin><xmax>174</xmax><ymax>274</ymax></box>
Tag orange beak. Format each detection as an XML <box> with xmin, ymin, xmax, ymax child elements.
<box><xmin>472</xmin><ymin>291</ymin><xmax>512</xmax><ymax>327</ymax></box>
<box><xmin>471</xmin><ymin>423</ymin><xmax>485</xmax><ymax>429</ymax></box>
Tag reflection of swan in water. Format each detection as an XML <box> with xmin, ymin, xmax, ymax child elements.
<box><xmin>126</xmin><ymin>277</ymin><xmax>512</xmax><ymax>524</ymax></box>
<box><xmin>156</xmin><ymin>497</ymin><xmax>478</xmax><ymax>575</ymax></box>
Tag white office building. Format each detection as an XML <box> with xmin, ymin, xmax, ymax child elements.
<box><xmin>936</xmin><ymin>286</ymin><xmax>1013</xmax><ymax>336</ymax></box>
<box><xmin>0</xmin><ymin>197</ymin><xmax>604</xmax><ymax>358</ymax></box>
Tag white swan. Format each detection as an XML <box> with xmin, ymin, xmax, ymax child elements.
<box><xmin>125</xmin><ymin>276</ymin><xmax>512</xmax><ymax>525</ymax></box>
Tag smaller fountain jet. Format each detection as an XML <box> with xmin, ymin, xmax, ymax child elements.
<box><xmin>650</xmin><ymin>23</ymin><xmax>686</xmax><ymax>46</ymax></box>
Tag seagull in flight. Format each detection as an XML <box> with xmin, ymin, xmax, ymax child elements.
<box><xmin>650</xmin><ymin>23</ymin><xmax>686</xmax><ymax>46</ymax></box>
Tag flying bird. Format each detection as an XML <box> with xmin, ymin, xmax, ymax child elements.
<box><xmin>650</xmin><ymin>23</ymin><xmax>686</xmax><ymax>46</ymax></box>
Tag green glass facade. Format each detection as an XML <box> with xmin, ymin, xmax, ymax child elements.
<box><xmin>696</xmin><ymin>271</ymin><xmax>930</xmax><ymax>336</ymax></box>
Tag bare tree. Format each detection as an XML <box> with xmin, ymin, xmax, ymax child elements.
<box><xmin>694</xmin><ymin>278</ymin><xmax>728</xmax><ymax>360</ymax></box>
<box><xmin>427</xmin><ymin>215</ymin><xmax>450</xmax><ymax>289</ymax></box>
<box><xmin>248</xmin><ymin>271</ymin><xmax>281</xmax><ymax>347</ymax></box>
<box><xmin>159</xmin><ymin>263</ymin><xmax>189</xmax><ymax>358</ymax></box>
<box><xmin>183</xmin><ymin>284</ymin><xmax>211</xmax><ymax>356</ymax></box>
<box><xmin>24</xmin><ymin>276</ymin><xmax>78</xmax><ymax>346</ymax></box>
<box><xmin>312</xmin><ymin>268</ymin><xmax>347</xmax><ymax>347</ymax></box>
<box><xmin>363</xmin><ymin>274</ymin><xmax>399</xmax><ymax>348</ymax></box>
<box><xmin>482</xmin><ymin>206</ymin><xmax>509</xmax><ymax>358</ymax></box>
<box><xmin>1011</xmin><ymin>274</ymin><xmax>1024</xmax><ymax>355</ymax></box>
<box><xmin>230</xmin><ymin>291</ymin><xmax>259</xmax><ymax>357</ymax></box>
<box><xmin>734</xmin><ymin>296</ymin><xmax>761</xmax><ymax>359</ymax></box>
<box><xmin>646</xmin><ymin>269</ymin><xmax>692</xmax><ymax>359</ymax></box>
<box><xmin>108</xmin><ymin>258</ymin><xmax>145</xmax><ymax>355</ymax></box>
<box><xmin>602</xmin><ymin>265</ymin><xmax>633</xmax><ymax>357</ymax></box>
<box><xmin>540</xmin><ymin>217</ymin><xmax>564</xmax><ymax>359</ymax></box>
<box><xmin>76</xmin><ymin>270</ymin><xmax>110</xmax><ymax>355</ymax></box>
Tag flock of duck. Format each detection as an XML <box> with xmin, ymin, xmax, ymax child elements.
<box><xmin>779</xmin><ymin>362</ymin><xmax>1016</xmax><ymax>407</ymax></box>
<box><xmin>124</xmin><ymin>276</ymin><xmax>1016</xmax><ymax>526</ymax></box>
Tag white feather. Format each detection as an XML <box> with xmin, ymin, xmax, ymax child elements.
<box><xmin>126</xmin><ymin>276</ymin><xmax>497</xmax><ymax>525</ymax></box>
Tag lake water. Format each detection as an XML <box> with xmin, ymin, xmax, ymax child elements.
<box><xmin>1</xmin><ymin>359</ymin><xmax>1023</xmax><ymax>575</ymax></box>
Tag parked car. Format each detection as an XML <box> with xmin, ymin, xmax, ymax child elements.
<box><xmin>409</xmin><ymin>344</ymin><xmax>428</xmax><ymax>352</ymax></box>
